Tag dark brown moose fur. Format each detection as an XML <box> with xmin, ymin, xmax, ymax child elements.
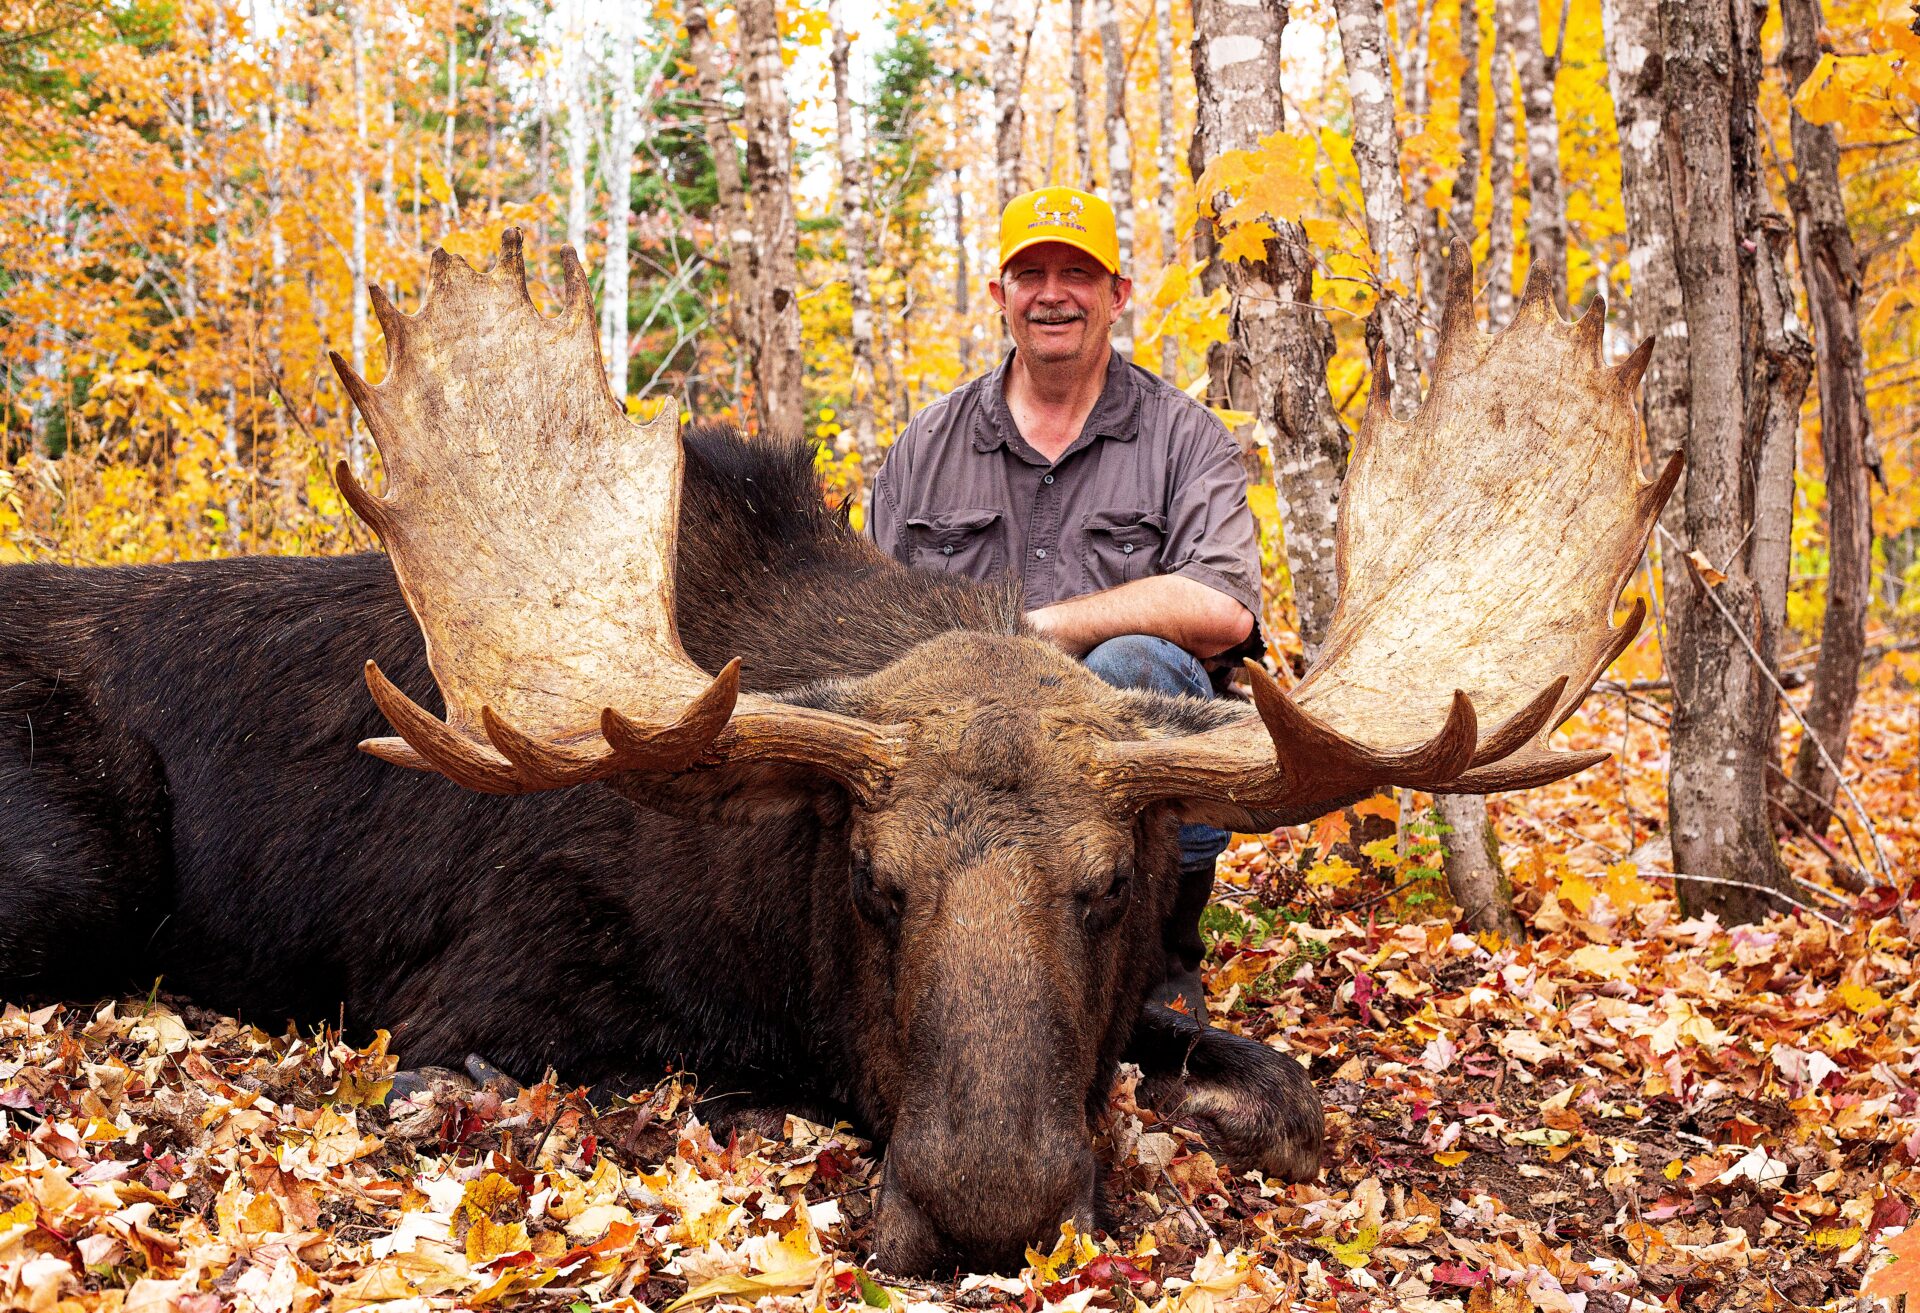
<box><xmin>0</xmin><ymin>427</ymin><xmax>1321</xmax><ymax>1274</ymax></box>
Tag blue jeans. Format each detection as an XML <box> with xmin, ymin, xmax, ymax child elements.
<box><xmin>1082</xmin><ymin>635</ymin><xmax>1230</xmax><ymax>873</ymax></box>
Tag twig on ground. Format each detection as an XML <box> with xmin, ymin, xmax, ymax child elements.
<box><xmin>1660</xmin><ymin>871</ymin><xmax>1847</xmax><ymax>929</ymax></box>
<box><xmin>1765</xmin><ymin>757</ymin><xmax>1875</xmax><ymax>880</ymax></box>
<box><xmin>1660</xmin><ymin>526</ymin><xmax>1894</xmax><ymax>884</ymax></box>
<box><xmin>1524</xmin><ymin>811</ymin><xmax>1624</xmax><ymax>863</ymax></box>
<box><xmin>1160</xmin><ymin>1167</ymin><xmax>1216</xmax><ymax>1241</ymax></box>
<box><xmin>1770</xmin><ymin>797</ymin><xmax>1872</xmax><ymax>895</ymax></box>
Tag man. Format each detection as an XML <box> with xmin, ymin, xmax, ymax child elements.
<box><xmin>869</xmin><ymin>186</ymin><xmax>1262</xmax><ymax>1015</ymax></box>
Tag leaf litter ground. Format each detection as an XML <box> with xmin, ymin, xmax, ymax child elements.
<box><xmin>2</xmin><ymin>665</ymin><xmax>1916</xmax><ymax>1313</ymax></box>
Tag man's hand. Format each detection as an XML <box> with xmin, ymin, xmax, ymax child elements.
<box><xmin>1025</xmin><ymin>575</ymin><xmax>1255</xmax><ymax>659</ymax></box>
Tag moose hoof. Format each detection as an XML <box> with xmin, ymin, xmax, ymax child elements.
<box><xmin>1138</xmin><ymin>1028</ymin><xmax>1324</xmax><ymax>1184</ymax></box>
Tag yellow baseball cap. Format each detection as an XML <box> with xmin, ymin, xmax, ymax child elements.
<box><xmin>998</xmin><ymin>188</ymin><xmax>1121</xmax><ymax>274</ymax></box>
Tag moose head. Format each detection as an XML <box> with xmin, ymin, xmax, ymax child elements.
<box><xmin>329</xmin><ymin>230</ymin><xmax>1676</xmax><ymax>1273</ymax></box>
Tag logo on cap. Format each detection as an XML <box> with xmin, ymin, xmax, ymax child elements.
<box><xmin>1030</xmin><ymin>192</ymin><xmax>1088</xmax><ymax>233</ymax></box>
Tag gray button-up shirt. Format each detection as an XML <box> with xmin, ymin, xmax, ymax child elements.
<box><xmin>870</xmin><ymin>350</ymin><xmax>1262</xmax><ymax>618</ymax></box>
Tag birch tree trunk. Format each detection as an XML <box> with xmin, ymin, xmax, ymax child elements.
<box><xmin>1783</xmin><ymin>0</ymin><xmax>1877</xmax><ymax>834</ymax></box>
<box><xmin>1659</xmin><ymin>0</ymin><xmax>1796</xmax><ymax>924</ymax></box>
<box><xmin>603</xmin><ymin>3</ymin><xmax>635</xmax><ymax>399</ymax></box>
<box><xmin>687</xmin><ymin>3</ymin><xmax>748</xmax><ymax>346</ymax></box>
<box><xmin>1155</xmin><ymin>0</ymin><xmax>1180</xmax><ymax>380</ymax></box>
<box><xmin>1332</xmin><ymin>0</ymin><xmax>1422</xmax><ymax>411</ymax></box>
<box><xmin>953</xmin><ymin>170</ymin><xmax>974</xmax><ymax>376</ymax></box>
<box><xmin>443</xmin><ymin>11</ymin><xmax>458</xmax><ymax>227</ymax></box>
<box><xmin>1097</xmin><ymin>0</ymin><xmax>1135</xmax><ymax>355</ymax></box>
<box><xmin>1336</xmin><ymin>0</ymin><xmax>1516</xmax><ymax>939</ymax></box>
<box><xmin>564</xmin><ymin>0</ymin><xmax>592</xmax><ymax>256</ymax></box>
<box><xmin>1601</xmin><ymin>0</ymin><xmax>1689</xmax><ymax>494</ymax></box>
<box><xmin>347</xmin><ymin>0</ymin><xmax>370</xmax><ymax>473</ymax></box>
<box><xmin>828</xmin><ymin>0</ymin><xmax>880</xmax><ymax>465</ymax></box>
<box><xmin>1393</xmin><ymin>0</ymin><xmax>1444</xmax><ymax>359</ymax></box>
<box><xmin>1071</xmin><ymin>0</ymin><xmax>1092</xmax><ymax>188</ymax></box>
<box><xmin>1446</xmin><ymin>0</ymin><xmax>1481</xmax><ymax>250</ymax></box>
<box><xmin>1190</xmin><ymin>0</ymin><xmax>1345</xmax><ymax>652</ymax></box>
<box><xmin>1486</xmin><ymin>33</ymin><xmax>1517</xmax><ymax>327</ymax></box>
<box><xmin>738</xmin><ymin>0</ymin><xmax>805</xmax><ymax>439</ymax></box>
<box><xmin>990</xmin><ymin>0</ymin><xmax>1026</xmax><ymax>208</ymax></box>
<box><xmin>1500</xmin><ymin>0</ymin><xmax>1566</xmax><ymax>312</ymax></box>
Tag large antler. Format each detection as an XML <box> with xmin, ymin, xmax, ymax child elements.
<box><xmin>330</xmin><ymin>229</ymin><xmax>899</xmax><ymax>800</ymax></box>
<box><xmin>1095</xmin><ymin>244</ymin><xmax>1681</xmax><ymax>823</ymax></box>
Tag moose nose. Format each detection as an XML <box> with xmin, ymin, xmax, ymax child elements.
<box><xmin>871</xmin><ymin>1136</ymin><xmax>1097</xmax><ymax>1275</ymax></box>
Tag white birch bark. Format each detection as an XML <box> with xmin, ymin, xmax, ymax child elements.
<box><xmin>604</xmin><ymin>2</ymin><xmax>635</xmax><ymax>399</ymax></box>
<box><xmin>564</xmin><ymin>0</ymin><xmax>592</xmax><ymax>256</ymax></box>
<box><xmin>1499</xmin><ymin>0</ymin><xmax>1565</xmax><ymax>311</ymax></box>
<box><xmin>1190</xmin><ymin>0</ymin><xmax>1345</xmax><ymax>652</ymax></box>
<box><xmin>1485</xmin><ymin>34</ymin><xmax>1517</xmax><ymax>328</ymax></box>
<box><xmin>1331</xmin><ymin>0</ymin><xmax>1422</xmax><ymax>416</ymax></box>
<box><xmin>828</xmin><ymin>0</ymin><xmax>879</xmax><ymax>463</ymax></box>
<box><xmin>1071</xmin><ymin>0</ymin><xmax>1091</xmax><ymax>188</ymax></box>
<box><xmin>989</xmin><ymin>0</ymin><xmax>1025</xmax><ymax>207</ymax></box>
<box><xmin>1096</xmin><ymin>0</ymin><xmax>1135</xmax><ymax>355</ymax></box>
<box><xmin>1155</xmin><ymin>0</ymin><xmax>1179</xmax><ymax>379</ymax></box>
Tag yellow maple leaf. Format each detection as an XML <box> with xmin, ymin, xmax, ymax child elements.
<box><xmin>1217</xmin><ymin>220</ymin><xmax>1276</xmax><ymax>265</ymax></box>
<box><xmin>466</xmin><ymin>1216</ymin><xmax>532</xmax><ymax>1265</ymax></box>
<box><xmin>1838</xmin><ymin>982</ymin><xmax>1888</xmax><ymax>1014</ymax></box>
<box><xmin>1601</xmin><ymin>860</ymin><xmax>1657</xmax><ymax>912</ymax></box>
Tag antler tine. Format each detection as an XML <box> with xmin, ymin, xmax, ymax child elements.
<box><xmin>1245</xmin><ymin>663</ymin><xmax>1479</xmax><ymax>791</ymax></box>
<box><xmin>1364</xmin><ymin>344</ymin><xmax>1396</xmax><ymax>426</ymax></box>
<box><xmin>1640</xmin><ymin>449</ymin><xmax>1685</xmax><ymax>518</ymax></box>
<box><xmin>600</xmin><ymin>659</ymin><xmax>743</xmax><ymax>773</ymax></box>
<box><xmin>363</xmin><ymin>661</ymin><xmax>522</xmax><ymax>794</ymax></box>
<box><xmin>368</xmin><ymin>283</ymin><xmax>407</xmax><ymax>354</ymax></box>
<box><xmin>332</xmin><ymin>455</ymin><xmax>395</xmax><ymax>540</ymax></box>
<box><xmin>1614</xmin><ymin>336</ymin><xmax>1656</xmax><ymax>394</ymax></box>
<box><xmin>480</xmin><ymin>706</ymin><xmax>612</xmax><ymax>789</ymax></box>
<box><xmin>1572</xmin><ymin>296</ymin><xmax>1606</xmax><ymax>363</ymax></box>
<box><xmin>1516</xmin><ymin>259</ymin><xmax>1557</xmax><ymax>314</ymax></box>
<box><xmin>1447</xmin><ymin>747</ymin><xmax>1611</xmax><ymax>793</ymax></box>
<box><xmin>1472</xmin><ymin>676</ymin><xmax>1568</xmax><ymax>767</ymax></box>
<box><xmin>558</xmin><ymin>245</ymin><xmax>594</xmax><ymax>319</ymax></box>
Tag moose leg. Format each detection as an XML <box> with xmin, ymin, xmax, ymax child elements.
<box><xmin>1125</xmin><ymin>1003</ymin><xmax>1323</xmax><ymax>1183</ymax></box>
<box><xmin>1082</xmin><ymin>635</ymin><xmax>1230</xmax><ymax>1014</ymax></box>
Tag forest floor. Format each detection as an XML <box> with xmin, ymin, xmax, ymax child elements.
<box><xmin>1</xmin><ymin>656</ymin><xmax>1916</xmax><ymax>1313</ymax></box>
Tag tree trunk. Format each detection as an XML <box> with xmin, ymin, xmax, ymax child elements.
<box><xmin>443</xmin><ymin>12</ymin><xmax>458</xmax><ymax>227</ymax></box>
<box><xmin>1659</xmin><ymin>0</ymin><xmax>1794</xmax><ymax>924</ymax></box>
<box><xmin>346</xmin><ymin>0</ymin><xmax>370</xmax><ymax>474</ymax></box>
<box><xmin>1500</xmin><ymin>0</ymin><xmax>1566</xmax><ymax>312</ymax></box>
<box><xmin>1336</xmin><ymin>0</ymin><xmax>1512</xmax><ymax>936</ymax></box>
<box><xmin>1486</xmin><ymin>30</ymin><xmax>1517</xmax><ymax>327</ymax></box>
<box><xmin>687</xmin><ymin>3</ymin><xmax>747</xmax><ymax>346</ymax></box>
<box><xmin>828</xmin><ymin>0</ymin><xmax>880</xmax><ymax>465</ymax></box>
<box><xmin>1190</xmin><ymin>0</ymin><xmax>1346</xmax><ymax>654</ymax></box>
<box><xmin>1071</xmin><ymin>0</ymin><xmax>1092</xmax><ymax>189</ymax></box>
<box><xmin>1447</xmin><ymin>0</ymin><xmax>1482</xmax><ymax>251</ymax></box>
<box><xmin>1782</xmin><ymin>0</ymin><xmax>1877</xmax><ymax>835</ymax></box>
<box><xmin>738</xmin><ymin>0</ymin><xmax>805</xmax><ymax>440</ymax></box>
<box><xmin>1332</xmin><ymin>0</ymin><xmax>1423</xmax><ymax>412</ymax></box>
<box><xmin>1393</xmin><ymin>0</ymin><xmax>1444</xmax><ymax>366</ymax></box>
<box><xmin>565</xmin><ymin>0</ymin><xmax>592</xmax><ymax>257</ymax></box>
<box><xmin>1097</xmin><ymin>0</ymin><xmax>1136</xmax><ymax>355</ymax></box>
<box><xmin>990</xmin><ymin>0</ymin><xmax>1026</xmax><ymax>208</ymax></box>
<box><xmin>604</xmin><ymin>3</ymin><xmax>635</xmax><ymax>399</ymax></box>
<box><xmin>1601</xmin><ymin>0</ymin><xmax>1689</xmax><ymax>493</ymax></box>
<box><xmin>1733</xmin><ymin>0</ymin><xmax>1812</xmax><ymax>678</ymax></box>
<box><xmin>953</xmin><ymin>170</ymin><xmax>974</xmax><ymax>376</ymax></box>
<box><xmin>1155</xmin><ymin>0</ymin><xmax>1180</xmax><ymax>380</ymax></box>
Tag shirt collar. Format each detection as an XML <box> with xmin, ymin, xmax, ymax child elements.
<box><xmin>972</xmin><ymin>347</ymin><xmax>1142</xmax><ymax>457</ymax></box>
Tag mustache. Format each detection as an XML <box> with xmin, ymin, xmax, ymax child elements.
<box><xmin>1025</xmin><ymin>309</ymin><xmax>1087</xmax><ymax>325</ymax></box>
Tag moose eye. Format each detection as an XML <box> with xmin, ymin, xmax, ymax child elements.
<box><xmin>1081</xmin><ymin>866</ymin><xmax>1133</xmax><ymax>935</ymax></box>
<box><xmin>850</xmin><ymin>851</ymin><xmax>904</xmax><ymax>931</ymax></box>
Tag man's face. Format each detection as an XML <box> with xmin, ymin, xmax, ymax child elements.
<box><xmin>990</xmin><ymin>243</ymin><xmax>1132</xmax><ymax>370</ymax></box>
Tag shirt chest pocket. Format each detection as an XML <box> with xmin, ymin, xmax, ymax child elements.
<box><xmin>1083</xmin><ymin>509</ymin><xmax>1167</xmax><ymax>590</ymax></box>
<box><xmin>907</xmin><ymin>508</ymin><xmax>1005</xmax><ymax>578</ymax></box>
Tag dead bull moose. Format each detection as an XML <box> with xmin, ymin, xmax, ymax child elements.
<box><xmin>0</xmin><ymin>230</ymin><xmax>1676</xmax><ymax>1273</ymax></box>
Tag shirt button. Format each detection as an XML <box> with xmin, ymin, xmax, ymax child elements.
<box><xmin>1123</xmin><ymin>543</ymin><xmax>1135</xmax><ymax>555</ymax></box>
<box><xmin>1035</xmin><ymin>548</ymin><xmax>1047</xmax><ymax>559</ymax></box>
<box><xmin>1042</xmin><ymin>473</ymin><xmax>1055</xmax><ymax>485</ymax></box>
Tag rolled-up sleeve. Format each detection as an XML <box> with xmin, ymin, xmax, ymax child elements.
<box><xmin>1161</xmin><ymin>411</ymin><xmax>1262</xmax><ymax>619</ymax></box>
